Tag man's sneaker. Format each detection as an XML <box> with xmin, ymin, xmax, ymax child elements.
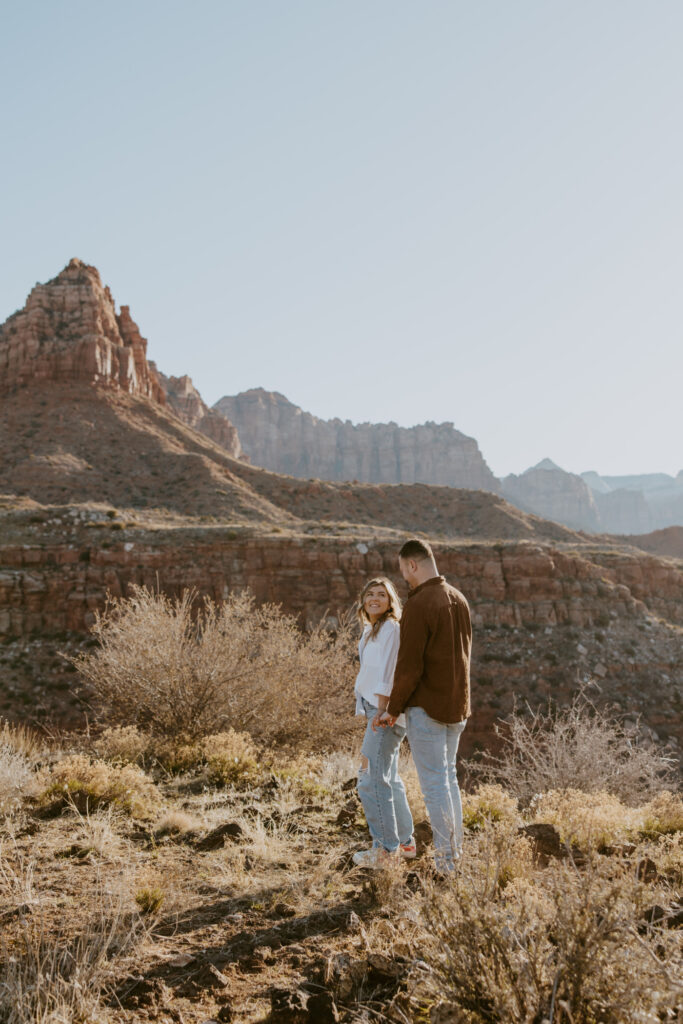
<box><xmin>399</xmin><ymin>839</ymin><xmax>417</xmax><ymax>860</ymax></box>
<box><xmin>352</xmin><ymin>846</ymin><xmax>399</xmax><ymax>868</ymax></box>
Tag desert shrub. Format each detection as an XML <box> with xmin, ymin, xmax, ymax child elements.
<box><xmin>72</xmin><ymin>585</ymin><xmax>358</xmax><ymax>749</ymax></box>
<box><xmin>529</xmin><ymin>789</ymin><xmax>642</xmax><ymax>849</ymax></box>
<box><xmin>201</xmin><ymin>729</ymin><xmax>259</xmax><ymax>785</ymax></box>
<box><xmin>475</xmin><ymin>688</ymin><xmax>677</xmax><ymax>806</ymax></box>
<box><xmin>463</xmin><ymin>783</ymin><xmax>519</xmax><ymax>830</ymax></box>
<box><xmin>640</xmin><ymin>789</ymin><xmax>683</xmax><ymax>837</ymax></box>
<box><xmin>95</xmin><ymin>724</ymin><xmax>149</xmax><ymax>765</ymax></box>
<box><xmin>150</xmin><ymin>728</ymin><xmax>260</xmax><ymax>784</ymax></box>
<box><xmin>39</xmin><ymin>754</ymin><xmax>160</xmax><ymax>820</ymax></box>
<box><xmin>424</xmin><ymin>832</ymin><xmax>682</xmax><ymax>1023</ymax></box>
<box><xmin>0</xmin><ymin>743</ymin><xmax>37</xmax><ymax>816</ymax></box>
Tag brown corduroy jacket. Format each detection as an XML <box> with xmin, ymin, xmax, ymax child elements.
<box><xmin>386</xmin><ymin>575</ymin><xmax>472</xmax><ymax>723</ymax></box>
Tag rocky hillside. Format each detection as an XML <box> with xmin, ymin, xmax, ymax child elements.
<box><xmin>215</xmin><ymin>388</ymin><xmax>499</xmax><ymax>492</ymax></box>
<box><xmin>152</xmin><ymin>367</ymin><xmax>243</xmax><ymax>459</ymax></box>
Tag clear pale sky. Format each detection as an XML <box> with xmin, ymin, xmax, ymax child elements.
<box><xmin>2</xmin><ymin>1</ymin><xmax>681</xmax><ymax>479</ymax></box>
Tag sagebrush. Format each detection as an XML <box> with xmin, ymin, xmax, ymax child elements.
<box><xmin>73</xmin><ymin>586</ymin><xmax>358</xmax><ymax>749</ymax></box>
<box><xmin>476</xmin><ymin>688</ymin><xmax>677</xmax><ymax>806</ymax></box>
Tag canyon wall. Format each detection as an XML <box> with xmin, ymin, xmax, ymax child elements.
<box><xmin>2</xmin><ymin>531</ymin><xmax>680</xmax><ymax>640</ymax></box>
<box><xmin>214</xmin><ymin>389</ymin><xmax>499</xmax><ymax>492</ymax></box>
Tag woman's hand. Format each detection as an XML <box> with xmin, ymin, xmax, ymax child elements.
<box><xmin>371</xmin><ymin>710</ymin><xmax>397</xmax><ymax>732</ymax></box>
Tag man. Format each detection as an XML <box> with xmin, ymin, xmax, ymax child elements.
<box><xmin>373</xmin><ymin>538</ymin><xmax>472</xmax><ymax>873</ymax></box>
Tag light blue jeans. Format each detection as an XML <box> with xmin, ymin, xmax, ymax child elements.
<box><xmin>405</xmin><ymin>706</ymin><xmax>467</xmax><ymax>872</ymax></box>
<box><xmin>357</xmin><ymin>697</ymin><xmax>414</xmax><ymax>853</ymax></box>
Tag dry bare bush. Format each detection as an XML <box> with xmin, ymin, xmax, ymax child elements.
<box><xmin>475</xmin><ymin>688</ymin><xmax>678</xmax><ymax>807</ymax></box>
<box><xmin>73</xmin><ymin>585</ymin><xmax>359</xmax><ymax>749</ymax></box>
<box><xmin>424</xmin><ymin>825</ymin><xmax>683</xmax><ymax>1023</ymax></box>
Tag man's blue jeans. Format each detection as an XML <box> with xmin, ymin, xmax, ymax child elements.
<box><xmin>357</xmin><ymin>698</ymin><xmax>413</xmax><ymax>853</ymax></box>
<box><xmin>405</xmin><ymin>706</ymin><xmax>467</xmax><ymax>872</ymax></box>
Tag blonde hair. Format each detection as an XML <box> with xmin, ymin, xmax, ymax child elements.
<box><xmin>357</xmin><ymin>577</ymin><xmax>402</xmax><ymax>640</ymax></box>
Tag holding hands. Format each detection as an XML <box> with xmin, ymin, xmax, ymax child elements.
<box><xmin>371</xmin><ymin>709</ymin><xmax>397</xmax><ymax>732</ymax></box>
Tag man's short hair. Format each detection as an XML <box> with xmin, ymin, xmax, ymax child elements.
<box><xmin>399</xmin><ymin>538</ymin><xmax>434</xmax><ymax>562</ymax></box>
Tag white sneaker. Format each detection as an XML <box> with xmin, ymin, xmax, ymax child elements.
<box><xmin>352</xmin><ymin>846</ymin><xmax>399</xmax><ymax>868</ymax></box>
<box><xmin>399</xmin><ymin>838</ymin><xmax>417</xmax><ymax>859</ymax></box>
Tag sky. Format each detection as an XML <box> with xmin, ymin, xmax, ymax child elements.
<box><xmin>1</xmin><ymin>1</ymin><xmax>682</xmax><ymax>479</ymax></box>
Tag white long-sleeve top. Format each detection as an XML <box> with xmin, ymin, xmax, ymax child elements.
<box><xmin>354</xmin><ymin>618</ymin><xmax>405</xmax><ymax>726</ymax></box>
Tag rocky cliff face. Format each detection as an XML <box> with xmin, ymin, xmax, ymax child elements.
<box><xmin>501</xmin><ymin>460</ymin><xmax>601</xmax><ymax>531</ymax></box>
<box><xmin>153</xmin><ymin>368</ymin><xmax>242</xmax><ymax>459</ymax></box>
<box><xmin>214</xmin><ymin>389</ymin><xmax>499</xmax><ymax>491</ymax></box>
<box><xmin>0</xmin><ymin>259</ymin><xmax>165</xmax><ymax>403</ymax></box>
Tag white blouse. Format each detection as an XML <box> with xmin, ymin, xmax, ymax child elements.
<box><xmin>354</xmin><ymin>618</ymin><xmax>405</xmax><ymax>726</ymax></box>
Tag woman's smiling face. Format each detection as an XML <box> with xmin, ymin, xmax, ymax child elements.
<box><xmin>363</xmin><ymin>584</ymin><xmax>390</xmax><ymax>622</ymax></box>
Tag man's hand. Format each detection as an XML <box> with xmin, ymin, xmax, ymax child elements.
<box><xmin>371</xmin><ymin>710</ymin><xmax>397</xmax><ymax>732</ymax></box>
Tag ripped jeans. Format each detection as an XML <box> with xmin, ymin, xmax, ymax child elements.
<box><xmin>357</xmin><ymin>697</ymin><xmax>414</xmax><ymax>853</ymax></box>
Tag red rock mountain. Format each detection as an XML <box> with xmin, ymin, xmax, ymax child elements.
<box><xmin>0</xmin><ymin>259</ymin><xmax>165</xmax><ymax>402</ymax></box>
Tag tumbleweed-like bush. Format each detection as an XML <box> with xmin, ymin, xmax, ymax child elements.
<box><xmin>72</xmin><ymin>585</ymin><xmax>358</xmax><ymax>749</ymax></box>
<box><xmin>475</xmin><ymin>687</ymin><xmax>677</xmax><ymax>807</ymax></box>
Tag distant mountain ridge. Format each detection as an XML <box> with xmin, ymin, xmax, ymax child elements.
<box><xmin>1</xmin><ymin>259</ymin><xmax>680</xmax><ymax>539</ymax></box>
<box><xmin>214</xmin><ymin>390</ymin><xmax>682</xmax><ymax>536</ymax></box>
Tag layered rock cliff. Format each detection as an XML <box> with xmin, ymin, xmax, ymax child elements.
<box><xmin>214</xmin><ymin>389</ymin><xmax>499</xmax><ymax>491</ymax></box>
<box><xmin>0</xmin><ymin>259</ymin><xmax>165</xmax><ymax>402</ymax></box>
<box><xmin>152</xmin><ymin>367</ymin><xmax>242</xmax><ymax>460</ymax></box>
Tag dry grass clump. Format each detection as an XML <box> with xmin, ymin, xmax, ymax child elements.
<box><xmin>73</xmin><ymin>585</ymin><xmax>358</xmax><ymax>750</ymax></box>
<box><xmin>641</xmin><ymin>789</ymin><xmax>683</xmax><ymax>837</ymax></box>
<box><xmin>0</xmin><ymin>719</ymin><xmax>49</xmax><ymax>817</ymax></box>
<box><xmin>154</xmin><ymin>809</ymin><xmax>201</xmax><ymax>836</ymax></box>
<box><xmin>463</xmin><ymin>783</ymin><xmax>519</xmax><ymax>830</ymax></box>
<box><xmin>0</xmin><ymin>876</ymin><xmax>143</xmax><ymax>1024</ymax></box>
<box><xmin>529</xmin><ymin>788</ymin><xmax>683</xmax><ymax>849</ymax></box>
<box><xmin>151</xmin><ymin>728</ymin><xmax>261</xmax><ymax>786</ymax></box>
<box><xmin>0</xmin><ymin>744</ymin><xmax>37</xmax><ymax>817</ymax></box>
<box><xmin>424</xmin><ymin>827</ymin><xmax>682</xmax><ymax>1023</ymax></box>
<box><xmin>529</xmin><ymin>789</ymin><xmax>642</xmax><ymax>849</ymax></box>
<box><xmin>0</xmin><ymin>718</ymin><xmax>49</xmax><ymax>763</ymax></box>
<box><xmin>39</xmin><ymin>754</ymin><xmax>160</xmax><ymax>820</ymax></box>
<box><xmin>477</xmin><ymin>687</ymin><xmax>677</xmax><ymax>806</ymax></box>
<box><xmin>134</xmin><ymin>886</ymin><xmax>164</xmax><ymax>914</ymax></box>
<box><xmin>94</xmin><ymin>724</ymin><xmax>149</xmax><ymax>765</ymax></box>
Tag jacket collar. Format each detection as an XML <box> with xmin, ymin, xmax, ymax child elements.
<box><xmin>406</xmin><ymin>575</ymin><xmax>445</xmax><ymax>599</ymax></box>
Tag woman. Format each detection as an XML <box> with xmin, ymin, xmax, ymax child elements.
<box><xmin>353</xmin><ymin>576</ymin><xmax>415</xmax><ymax>867</ymax></box>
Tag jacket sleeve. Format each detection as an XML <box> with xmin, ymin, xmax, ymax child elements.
<box><xmin>387</xmin><ymin>600</ymin><xmax>429</xmax><ymax>716</ymax></box>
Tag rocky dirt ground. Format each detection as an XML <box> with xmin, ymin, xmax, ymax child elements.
<box><xmin>1</xmin><ymin>752</ymin><xmax>443</xmax><ymax>1023</ymax></box>
<box><xmin>2</xmin><ymin>745</ymin><xmax>682</xmax><ymax>1024</ymax></box>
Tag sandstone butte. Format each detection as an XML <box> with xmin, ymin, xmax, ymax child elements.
<box><xmin>0</xmin><ymin>259</ymin><xmax>681</xmax><ymax>754</ymax></box>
